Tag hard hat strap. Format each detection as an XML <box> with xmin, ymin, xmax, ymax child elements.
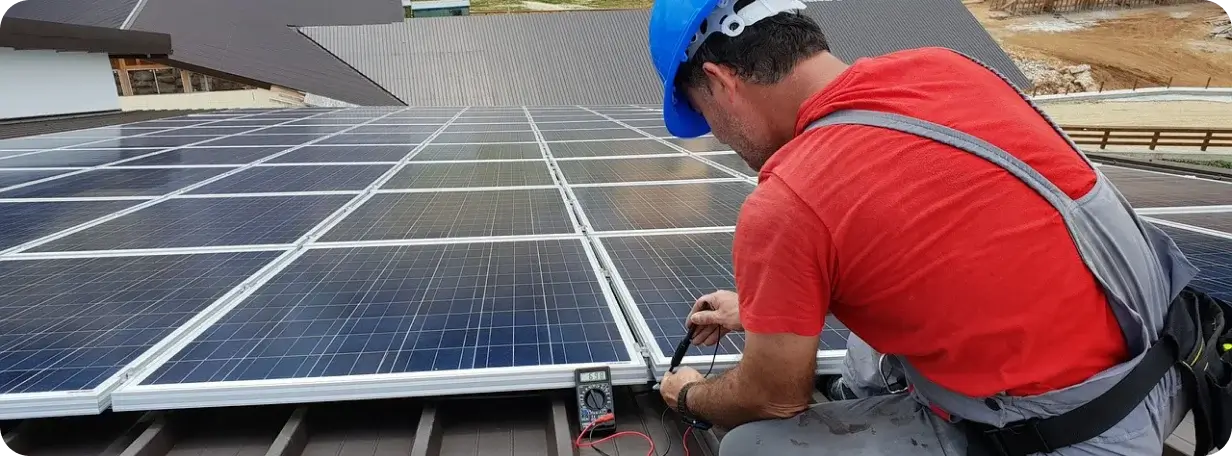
<box><xmin>684</xmin><ymin>0</ymin><xmax>807</xmax><ymax>59</ymax></box>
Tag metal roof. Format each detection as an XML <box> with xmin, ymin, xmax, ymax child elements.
<box><xmin>0</xmin><ymin>16</ymin><xmax>171</xmax><ymax>55</ymax></box>
<box><xmin>300</xmin><ymin>0</ymin><xmax>1028</xmax><ymax>107</ymax></box>
<box><xmin>5</xmin><ymin>0</ymin><xmax>407</xmax><ymax>106</ymax></box>
<box><xmin>301</xmin><ymin>9</ymin><xmax>661</xmax><ymax>106</ymax></box>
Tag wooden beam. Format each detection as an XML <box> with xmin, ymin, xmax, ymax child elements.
<box><xmin>116</xmin><ymin>59</ymin><xmax>134</xmax><ymax>96</ymax></box>
<box><xmin>180</xmin><ymin>70</ymin><xmax>194</xmax><ymax>93</ymax></box>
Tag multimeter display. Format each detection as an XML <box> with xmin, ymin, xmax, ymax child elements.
<box><xmin>580</xmin><ymin>370</ymin><xmax>607</xmax><ymax>383</ymax></box>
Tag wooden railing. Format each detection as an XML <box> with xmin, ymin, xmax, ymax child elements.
<box><xmin>1060</xmin><ymin>125</ymin><xmax>1232</xmax><ymax>151</ymax></box>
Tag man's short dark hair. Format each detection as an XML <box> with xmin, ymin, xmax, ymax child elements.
<box><xmin>675</xmin><ymin>7</ymin><xmax>830</xmax><ymax>93</ymax></box>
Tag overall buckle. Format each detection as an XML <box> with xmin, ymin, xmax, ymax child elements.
<box><xmin>982</xmin><ymin>419</ymin><xmax>1052</xmax><ymax>456</ymax></box>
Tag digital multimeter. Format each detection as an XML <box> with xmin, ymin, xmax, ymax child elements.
<box><xmin>575</xmin><ymin>366</ymin><xmax>616</xmax><ymax>434</ymax></box>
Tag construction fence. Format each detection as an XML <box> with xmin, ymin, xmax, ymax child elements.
<box><xmin>990</xmin><ymin>0</ymin><xmax>1205</xmax><ymax>15</ymax></box>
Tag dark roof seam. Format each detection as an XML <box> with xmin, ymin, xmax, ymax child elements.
<box><xmin>295</xmin><ymin>25</ymin><xmax>408</xmax><ymax>106</ymax></box>
<box><xmin>120</xmin><ymin>0</ymin><xmax>150</xmax><ymax>29</ymax></box>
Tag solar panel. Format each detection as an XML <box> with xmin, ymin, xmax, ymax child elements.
<box><xmin>287</xmin><ymin>118</ymin><xmax>364</xmax><ymax>126</ymax></box>
<box><xmin>0</xmin><ymin>149</ymin><xmax>163</xmax><ymax>168</ymax></box>
<box><xmin>130</xmin><ymin>240</ymin><xmax>638</xmax><ymax>397</ymax></box>
<box><xmin>315</xmin><ymin>134</ymin><xmax>431</xmax><ymax>146</ymax></box>
<box><xmin>639</xmin><ymin>127</ymin><xmax>671</xmax><ymax>137</ymax></box>
<box><xmin>119</xmin><ymin>147</ymin><xmax>288</xmax><ymax>166</ymax></box>
<box><xmin>455</xmin><ymin>116</ymin><xmax>528</xmax><ymax>123</ymax></box>
<box><xmin>1153</xmin><ymin>213</ymin><xmax>1232</xmax><ymax>233</ymax></box>
<box><xmin>1103</xmin><ymin>166</ymin><xmax>1232</xmax><ymax>208</ymax></box>
<box><xmin>126</xmin><ymin>120</ymin><xmax>213</xmax><ymax>128</ymax></box>
<box><xmin>31</xmin><ymin>195</ymin><xmax>352</xmax><ymax>252</ymax></box>
<box><xmin>599</xmin><ymin>232</ymin><xmax>850</xmax><ymax>363</ymax></box>
<box><xmin>0</xmin><ymin>170</ymin><xmax>68</xmax><ymax>188</ymax></box>
<box><xmin>621</xmin><ymin>119</ymin><xmax>665</xmax><ymax>129</ymax></box>
<box><xmin>0</xmin><ymin>168</ymin><xmax>234</xmax><ymax>198</ymax></box>
<box><xmin>1156</xmin><ymin>225</ymin><xmax>1232</xmax><ymax>300</ymax></box>
<box><xmin>190</xmin><ymin>165</ymin><xmax>391</xmax><ymax>194</ymax></box>
<box><xmin>146</xmin><ymin>127</ymin><xmax>257</xmax><ymax>137</ymax></box>
<box><xmin>201</xmin><ymin>135</ymin><xmax>321</xmax><ymax>147</ymax></box>
<box><xmin>269</xmin><ymin>145</ymin><xmax>414</xmax><ymax>163</ymax></box>
<box><xmin>540</xmin><ymin>129</ymin><xmax>646</xmax><ymax>142</ymax></box>
<box><xmin>0</xmin><ymin>200</ymin><xmax>141</xmax><ymax>251</ymax></box>
<box><xmin>547</xmin><ymin>140</ymin><xmax>683</xmax><ymax>158</ymax></box>
<box><xmin>667</xmin><ymin>137</ymin><xmax>731</xmax><ymax>152</ymax></box>
<box><xmin>572</xmin><ymin>182</ymin><xmax>752</xmax><ymax>231</ymax></box>
<box><xmin>702</xmin><ymin>153</ymin><xmax>757</xmax><ymax>177</ymax></box>
<box><xmin>432</xmin><ymin>132</ymin><xmax>537</xmax><ymax>144</ymax></box>
<box><xmin>0</xmin><ymin>252</ymin><xmax>276</xmax><ymax>398</ymax></box>
<box><xmin>321</xmin><ymin>189</ymin><xmax>574</xmax><ymax>242</ymax></box>
<box><xmin>411</xmin><ymin>144</ymin><xmax>543</xmax><ymax>161</ymax></box>
<box><xmin>211</xmin><ymin>120</ymin><xmax>287</xmax><ymax>128</ymax></box>
<box><xmin>65</xmin><ymin>136</ymin><xmax>217</xmax><ymax>149</ymax></box>
<box><xmin>556</xmin><ymin>157</ymin><xmax>734</xmax><ymax>184</ymax></box>
<box><xmin>383</xmin><ymin>162</ymin><xmax>553</xmax><ymax>189</ymax></box>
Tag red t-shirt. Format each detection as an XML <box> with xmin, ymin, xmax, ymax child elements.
<box><xmin>736</xmin><ymin>47</ymin><xmax>1128</xmax><ymax>397</ymax></box>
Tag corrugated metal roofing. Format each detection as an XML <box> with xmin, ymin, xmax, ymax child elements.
<box><xmin>125</xmin><ymin>0</ymin><xmax>406</xmax><ymax>106</ymax></box>
<box><xmin>302</xmin><ymin>9</ymin><xmax>661</xmax><ymax>106</ymax></box>
<box><xmin>4</xmin><ymin>0</ymin><xmax>140</xmax><ymax>29</ymax></box>
<box><xmin>301</xmin><ymin>0</ymin><xmax>1029</xmax><ymax>107</ymax></box>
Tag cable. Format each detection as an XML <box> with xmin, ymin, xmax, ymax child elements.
<box><xmin>683</xmin><ymin>427</ymin><xmax>695</xmax><ymax>456</ymax></box>
<box><xmin>587</xmin><ymin>422</ymin><xmax>612</xmax><ymax>456</ymax></box>
<box><xmin>576</xmin><ymin>414</ymin><xmax>656</xmax><ymax>456</ymax></box>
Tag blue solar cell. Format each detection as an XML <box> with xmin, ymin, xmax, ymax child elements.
<box><xmin>32</xmin><ymin>195</ymin><xmax>352</xmax><ymax>252</ymax></box>
<box><xmin>556</xmin><ymin>157</ymin><xmax>733</xmax><ymax>184</ymax></box>
<box><xmin>411</xmin><ymin>144</ymin><xmax>543</xmax><ymax>161</ymax></box>
<box><xmin>573</xmin><ymin>182</ymin><xmax>752</xmax><ymax>231</ymax></box>
<box><xmin>703</xmin><ymin>153</ymin><xmax>757</xmax><ymax>177</ymax></box>
<box><xmin>432</xmin><ymin>132</ymin><xmax>536</xmax><ymax>144</ymax></box>
<box><xmin>667</xmin><ymin>137</ymin><xmax>732</xmax><ymax>152</ymax></box>
<box><xmin>120</xmin><ymin>147</ymin><xmax>289</xmax><ymax>166</ymax></box>
<box><xmin>140</xmin><ymin>240</ymin><xmax>630</xmax><ymax>385</ymax></box>
<box><xmin>600</xmin><ymin>232</ymin><xmax>849</xmax><ymax>358</ymax></box>
<box><xmin>66</xmin><ymin>136</ymin><xmax>218</xmax><ymax>149</ymax></box>
<box><xmin>260</xmin><ymin>126</ymin><xmax>354</xmax><ymax>135</ymax></box>
<box><xmin>269</xmin><ymin>145</ymin><xmax>415</xmax><ymax>163</ymax></box>
<box><xmin>1157</xmin><ymin>225</ymin><xmax>1232</xmax><ymax>301</ymax></box>
<box><xmin>190</xmin><ymin>165</ymin><xmax>391</xmax><ymax>194</ymax></box>
<box><xmin>0</xmin><ymin>168</ymin><xmax>234</xmax><ymax>198</ymax></box>
<box><xmin>1102</xmin><ymin>166</ymin><xmax>1232</xmax><ymax>208</ymax></box>
<box><xmin>0</xmin><ymin>170</ymin><xmax>69</xmax><ymax>188</ymax></box>
<box><xmin>145</xmin><ymin>127</ymin><xmax>258</xmax><ymax>137</ymax></box>
<box><xmin>541</xmin><ymin>129</ymin><xmax>645</xmax><ymax>142</ymax></box>
<box><xmin>321</xmin><ymin>189</ymin><xmax>574</xmax><ymax>242</ymax></box>
<box><xmin>0</xmin><ymin>149</ymin><xmax>163</xmax><ymax>168</ymax></box>
<box><xmin>200</xmin><ymin>135</ymin><xmax>321</xmax><ymax>147</ymax></box>
<box><xmin>0</xmin><ymin>252</ymin><xmax>276</xmax><ymax>393</ymax></box>
<box><xmin>0</xmin><ymin>200</ymin><xmax>142</xmax><ymax>251</ymax></box>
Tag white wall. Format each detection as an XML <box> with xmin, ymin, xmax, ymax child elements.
<box><xmin>0</xmin><ymin>48</ymin><xmax>120</xmax><ymax>120</ymax></box>
<box><xmin>119</xmin><ymin>89</ymin><xmax>304</xmax><ymax>111</ymax></box>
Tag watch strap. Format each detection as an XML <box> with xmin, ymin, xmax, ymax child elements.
<box><xmin>677</xmin><ymin>382</ymin><xmax>697</xmax><ymax>419</ymax></box>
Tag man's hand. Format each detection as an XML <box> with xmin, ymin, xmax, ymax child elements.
<box><xmin>660</xmin><ymin>366</ymin><xmax>705</xmax><ymax>409</ymax></box>
<box><xmin>689</xmin><ymin>290</ymin><xmax>741</xmax><ymax>346</ymax></box>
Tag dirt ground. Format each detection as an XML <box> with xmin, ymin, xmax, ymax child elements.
<box><xmin>968</xmin><ymin>1</ymin><xmax>1232</xmax><ymax>91</ymax></box>
<box><xmin>1042</xmin><ymin>100</ymin><xmax>1232</xmax><ymax>127</ymax></box>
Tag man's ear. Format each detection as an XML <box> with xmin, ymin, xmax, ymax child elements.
<box><xmin>700</xmin><ymin>62</ymin><xmax>739</xmax><ymax>100</ymax></box>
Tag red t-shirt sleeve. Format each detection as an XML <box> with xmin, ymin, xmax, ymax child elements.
<box><xmin>734</xmin><ymin>175</ymin><xmax>833</xmax><ymax>337</ymax></box>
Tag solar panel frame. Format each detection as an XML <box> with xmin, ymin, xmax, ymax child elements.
<box><xmin>556</xmin><ymin>156</ymin><xmax>737</xmax><ymax>184</ymax></box>
<box><xmin>591</xmin><ymin>230</ymin><xmax>846</xmax><ymax>377</ymax></box>
<box><xmin>110</xmin><ymin>237</ymin><xmax>647</xmax><ymax>412</ymax></box>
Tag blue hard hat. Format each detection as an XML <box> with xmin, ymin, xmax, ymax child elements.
<box><xmin>649</xmin><ymin>0</ymin><xmax>720</xmax><ymax>138</ymax></box>
<box><xmin>648</xmin><ymin>0</ymin><xmax>807</xmax><ymax>138</ymax></box>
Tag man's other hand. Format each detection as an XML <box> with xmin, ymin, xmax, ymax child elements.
<box><xmin>689</xmin><ymin>290</ymin><xmax>742</xmax><ymax>346</ymax></box>
<box><xmin>660</xmin><ymin>366</ymin><xmax>705</xmax><ymax>409</ymax></box>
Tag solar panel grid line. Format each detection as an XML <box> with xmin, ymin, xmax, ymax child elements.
<box><xmin>0</xmin><ymin>108</ymin><xmax>398</xmax><ymax>258</ymax></box>
<box><xmin>0</xmin><ymin>196</ymin><xmax>155</xmax><ymax>203</ymax></box>
<box><xmin>173</xmin><ymin>191</ymin><xmax>365</xmax><ymax>199</ymax></box>
<box><xmin>254</xmin><ymin>162</ymin><xmax>401</xmax><ymax>167</ymax></box>
<box><xmin>689</xmin><ymin>155</ymin><xmax>758</xmax><ymax>183</ymax></box>
<box><xmin>0</xmin><ymin>110</ymin><xmax>306</xmax><ymax>195</ymax></box>
<box><xmin>401</xmin><ymin>159</ymin><xmax>546</xmax><ymax>164</ymax></box>
<box><xmin>551</xmin><ymin>154</ymin><xmax>688</xmax><ymax>161</ymax></box>
<box><xmin>1136</xmin><ymin>206</ymin><xmax>1232</xmax><ymax>216</ymax></box>
<box><xmin>111</xmin><ymin>238</ymin><xmax>647</xmax><ymax>411</ymax></box>
<box><xmin>4</xmin><ymin>243</ymin><xmax>295</xmax><ymax>261</ymax></box>
<box><xmin>1141</xmin><ymin>217</ymin><xmax>1232</xmax><ymax>242</ymax></box>
<box><xmin>522</xmin><ymin>107</ymin><xmax>592</xmax><ymax>237</ymax></box>
<box><xmin>310</xmin><ymin>232</ymin><xmax>587</xmax><ymax>250</ymax></box>
<box><xmin>567</xmin><ymin>177</ymin><xmax>749</xmax><ymax>188</ymax></box>
<box><xmin>106</xmin><ymin>165</ymin><xmax>240</xmax><ymax>169</ymax></box>
<box><xmin>569</xmin><ymin>181</ymin><xmax>753</xmax><ymax>233</ymax></box>
<box><xmin>545</xmin><ymin>137</ymin><xmax>665</xmax><ymax>144</ymax></box>
<box><xmin>588</xmin><ymin>226</ymin><xmax>740</xmax><ymax>239</ymax></box>
<box><xmin>575</xmin><ymin>106</ymin><xmax>735</xmax><ymax>169</ymax></box>
<box><xmin>0</xmin><ymin>167</ymin><xmax>87</xmax><ymax>171</ymax></box>
<box><xmin>692</xmin><ymin>150</ymin><xmax>739</xmax><ymax>155</ymax></box>
<box><xmin>374</xmin><ymin>185</ymin><xmax>561</xmax><ymax>194</ymax></box>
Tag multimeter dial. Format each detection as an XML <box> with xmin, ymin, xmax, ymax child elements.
<box><xmin>584</xmin><ymin>389</ymin><xmax>607</xmax><ymax>411</ymax></box>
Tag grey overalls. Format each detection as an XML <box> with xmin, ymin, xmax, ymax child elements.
<box><xmin>718</xmin><ymin>64</ymin><xmax>1199</xmax><ymax>455</ymax></box>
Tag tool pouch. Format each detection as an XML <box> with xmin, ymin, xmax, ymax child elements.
<box><xmin>1164</xmin><ymin>286</ymin><xmax>1232</xmax><ymax>455</ymax></box>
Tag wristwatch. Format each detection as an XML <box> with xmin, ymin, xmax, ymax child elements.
<box><xmin>677</xmin><ymin>382</ymin><xmax>707</xmax><ymax>426</ymax></box>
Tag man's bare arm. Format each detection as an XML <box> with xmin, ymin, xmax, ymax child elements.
<box><xmin>685</xmin><ymin>332</ymin><xmax>819</xmax><ymax>428</ymax></box>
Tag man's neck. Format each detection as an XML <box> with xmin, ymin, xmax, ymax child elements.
<box><xmin>752</xmin><ymin>51</ymin><xmax>850</xmax><ymax>141</ymax></box>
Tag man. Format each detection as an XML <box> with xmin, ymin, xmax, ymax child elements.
<box><xmin>648</xmin><ymin>0</ymin><xmax>1198</xmax><ymax>454</ymax></box>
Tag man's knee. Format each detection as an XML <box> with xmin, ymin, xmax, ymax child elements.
<box><xmin>717</xmin><ymin>419</ymin><xmax>781</xmax><ymax>456</ymax></box>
